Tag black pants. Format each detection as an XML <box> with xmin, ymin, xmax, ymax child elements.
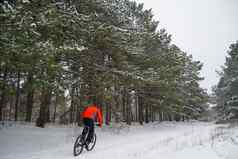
<box><xmin>82</xmin><ymin>118</ymin><xmax>94</xmax><ymax>143</ymax></box>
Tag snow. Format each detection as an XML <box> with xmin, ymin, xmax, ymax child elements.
<box><xmin>0</xmin><ymin>121</ymin><xmax>238</xmax><ymax>159</ymax></box>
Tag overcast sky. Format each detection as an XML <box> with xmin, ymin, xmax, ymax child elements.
<box><xmin>135</xmin><ymin>0</ymin><xmax>238</xmax><ymax>93</ymax></box>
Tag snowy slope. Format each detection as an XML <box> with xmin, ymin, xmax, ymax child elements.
<box><xmin>0</xmin><ymin>122</ymin><xmax>237</xmax><ymax>159</ymax></box>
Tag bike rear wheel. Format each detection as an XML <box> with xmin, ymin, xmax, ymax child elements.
<box><xmin>85</xmin><ymin>134</ymin><xmax>97</xmax><ymax>151</ymax></box>
<box><xmin>73</xmin><ymin>135</ymin><xmax>84</xmax><ymax>156</ymax></box>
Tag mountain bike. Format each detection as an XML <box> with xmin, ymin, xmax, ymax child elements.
<box><xmin>73</xmin><ymin>125</ymin><xmax>97</xmax><ymax>156</ymax></box>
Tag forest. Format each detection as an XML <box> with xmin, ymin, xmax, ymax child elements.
<box><xmin>214</xmin><ymin>41</ymin><xmax>238</xmax><ymax>120</ymax></box>
<box><xmin>0</xmin><ymin>0</ymin><xmax>210</xmax><ymax>128</ymax></box>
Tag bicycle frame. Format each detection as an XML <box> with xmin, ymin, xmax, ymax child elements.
<box><xmin>73</xmin><ymin>125</ymin><xmax>97</xmax><ymax>156</ymax></box>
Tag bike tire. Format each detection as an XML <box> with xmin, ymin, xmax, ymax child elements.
<box><xmin>73</xmin><ymin>135</ymin><xmax>84</xmax><ymax>156</ymax></box>
<box><xmin>85</xmin><ymin>134</ymin><xmax>97</xmax><ymax>151</ymax></box>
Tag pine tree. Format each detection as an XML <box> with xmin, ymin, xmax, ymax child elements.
<box><xmin>215</xmin><ymin>41</ymin><xmax>238</xmax><ymax>119</ymax></box>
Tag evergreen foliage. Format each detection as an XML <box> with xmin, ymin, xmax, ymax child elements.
<box><xmin>0</xmin><ymin>0</ymin><xmax>208</xmax><ymax>126</ymax></box>
<box><xmin>214</xmin><ymin>41</ymin><xmax>238</xmax><ymax>119</ymax></box>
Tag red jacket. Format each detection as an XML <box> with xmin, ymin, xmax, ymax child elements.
<box><xmin>82</xmin><ymin>104</ymin><xmax>103</xmax><ymax>127</ymax></box>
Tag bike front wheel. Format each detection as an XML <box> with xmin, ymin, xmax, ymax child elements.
<box><xmin>73</xmin><ymin>135</ymin><xmax>84</xmax><ymax>156</ymax></box>
<box><xmin>86</xmin><ymin>134</ymin><xmax>97</xmax><ymax>151</ymax></box>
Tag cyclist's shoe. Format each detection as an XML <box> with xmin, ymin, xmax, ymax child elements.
<box><xmin>76</xmin><ymin>138</ymin><xmax>84</xmax><ymax>147</ymax></box>
<box><xmin>85</xmin><ymin>141</ymin><xmax>90</xmax><ymax>149</ymax></box>
<box><xmin>76</xmin><ymin>141</ymin><xmax>82</xmax><ymax>147</ymax></box>
<box><xmin>86</xmin><ymin>140</ymin><xmax>91</xmax><ymax>145</ymax></box>
<box><xmin>78</xmin><ymin>140</ymin><xmax>83</xmax><ymax>145</ymax></box>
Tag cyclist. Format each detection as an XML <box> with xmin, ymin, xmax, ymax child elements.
<box><xmin>81</xmin><ymin>96</ymin><xmax>103</xmax><ymax>145</ymax></box>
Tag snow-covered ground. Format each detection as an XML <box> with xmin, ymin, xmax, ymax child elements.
<box><xmin>0</xmin><ymin>121</ymin><xmax>238</xmax><ymax>159</ymax></box>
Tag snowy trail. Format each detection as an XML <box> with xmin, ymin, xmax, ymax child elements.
<box><xmin>0</xmin><ymin>122</ymin><xmax>238</xmax><ymax>159</ymax></box>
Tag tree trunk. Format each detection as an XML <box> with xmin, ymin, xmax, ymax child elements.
<box><xmin>105</xmin><ymin>102</ymin><xmax>110</xmax><ymax>125</ymax></box>
<box><xmin>145</xmin><ymin>105</ymin><xmax>149</xmax><ymax>123</ymax></box>
<box><xmin>114</xmin><ymin>93</ymin><xmax>120</xmax><ymax>123</ymax></box>
<box><xmin>138</xmin><ymin>96</ymin><xmax>143</xmax><ymax>125</ymax></box>
<box><xmin>158</xmin><ymin>111</ymin><xmax>162</xmax><ymax>121</ymax></box>
<box><xmin>152</xmin><ymin>107</ymin><xmax>155</xmax><ymax>122</ymax></box>
<box><xmin>77</xmin><ymin>85</ymin><xmax>85</xmax><ymax>126</ymax></box>
<box><xmin>9</xmin><ymin>95</ymin><xmax>14</xmax><ymax>120</ymax></box>
<box><xmin>126</xmin><ymin>90</ymin><xmax>131</xmax><ymax>125</ymax></box>
<box><xmin>14</xmin><ymin>72</ymin><xmax>21</xmax><ymax>121</ymax></box>
<box><xmin>168</xmin><ymin>113</ymin><xmax>172</xmax><ymax>121</ymax></box>
<box><xmin>75</xmin><ymin>87</ymin><xmax>81</xmax><ymax>125</ymax></box>
<box><xmin>52</xmin><ymin>95</ymin><xmax>58</xmax><ymax>123</ymax></box>
<box><xmin>150</xmin><ymin>107</ymin><xmax>153</xmax><ymax>122</ymax></box>
<box><xmin>25</xmin><ymin>90</ymin><xmax>34</xmax><ymax>122</ymax></box>
<box><xmin>0</xmin><ymin>67</ymin><xmax>8</xmax><ymax>121</ymax></box>
<box><xmin>122</xmin><ymin>88</ymin><xmax>126</xmax><ymax>122</ymax></box>
<box><xmin>161</xmin><ymin>111</ymin><xmax>164</xmax><ymax>121</ymax></box>
<box><xmin>36</xmin><ymin>89</ymin><xmax>52</xmax><ymax>128</ymax></box>
<box><xmin>46</xmin><ymin>100</ymin><xmax>51</xmax><ymax>122</ymax></box>
<box><xmin>135</xmin><ymin>95</ymin><xmax>138</xmax><ymax>122</ymax></box>
<box><xmin>47</xmin><ymin>90</ymin><xmax>52</xmax><ymax>123</ymax></box>
<box><xmin>70</xmin><ymin>87</ymin><xmax>75</xmax><ymax>123</ymax></box>
<box><xmin>25</xmin><ymin>72</ymin><xmax>34</xmax><ymax>122</ymax></box>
